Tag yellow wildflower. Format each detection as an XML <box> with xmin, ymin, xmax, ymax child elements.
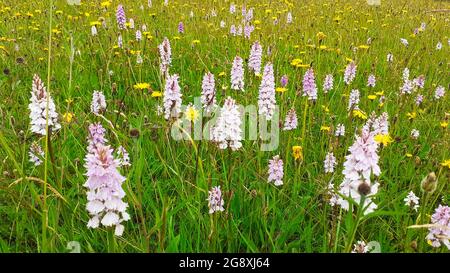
<box><xmin>441</xmin><ymin>160</ymin><xmax>450</xmax><ymax>169</ymax></box>
<box><xmin>290</xmin><ymin>58</ymin><xmax>302</xmax><ymax>66</ymax></box>
<box><xmin>316</xmin><ymin>32</ymin><xmax>326</xmax><ymax>41</ymax></box>
<box><xmin>407</xmin><ymin>112</ymin><xmax>416</xmax><ymax>120</ymax></box>
<box><xmin>151</xmin><ymin>91</ymin><xmax>162</xmax><ymax>98</ymax></box>
<box><xmin>185</xmin><ymin>104</ymin><xmax>199</xmax><ymax>122</ymax></box>
<box><xmin>292</xmin><ymin>146</ymin><xmax>303</xmax><ymax>161</ymax></box>
<box><xmin>63</xmin><ymin>112</ymin><xmax>74</xmax><ymax>123</ymax></box>
<box><xmin>353</xmin><ymin>109</ymin><xmax>368</xmax><ymax>120</ymax></box>
<box><xmin>133</xmin><ymin>83</ymin><xmax>150</xmax><ymax>90</ymax></box>
<box><xmin>320</xmin><ymin>126</ymin><xmax>331</xmax><ymax>132</ymax></box>
<box><xmin>374</xmin><ymin>134</ymin><xmax>394</xmax><ymax>146</ymax></box>
<box><xmin>276</xmin><ymin>87</ymin><xmax>287</xmax><ymax>93</ymax></box>
<box><xmin>101</xmin><ymin>1</ymin><xmax>111</xmax><ymax>8</ymax></box>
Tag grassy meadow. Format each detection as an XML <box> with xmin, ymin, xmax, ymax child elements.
<box><xmin>0</xmin><ymin>0</ymin><xmax>449</xmax><ymax>253</ymax></box>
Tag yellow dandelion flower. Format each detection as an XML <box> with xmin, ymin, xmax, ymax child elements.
<box><xmin>321</xmin><ymin>105</ymin><xmax>330</xmax><ymax>113</ymax></box>
<box><xmin>276</xmin><ymin>87</ymin><xmax>287</xmax><ymax>93</ymax></box>
<box><xmin>406</xmin><ymin>153</ymin><xmax>413</xmax><ymax>158</ymax></box>
<box><xmin>374</xmin><ymin>134</ymin><xmax>394</xmax><ymax>146</ymax></box>
<box><xmin>441</xmin><ymin>160</ymin><xmax>450</xmax><ymax>169</ymax></box>
<box><xmin>63</xmin><ymin>112</ymin><xmax>74</xmax><ymax>123</ymax></box>
<box><xmin>290</xmin><ymin>58</ymin><xmax>302</xmax><ymax>66</ymax></box>
<box><xmin>218</xmin><ymin>71</ymin><xmax>226</xmax><ymax>77</ymax></box>
<box><xmin>440</xmin><ymin>121</ymin><xmax>448</xmax><ymax>128</ymax></box>
<box><xmin>353</xmin><ymin>109</ymin><xmax>368</xmax><ymax>120</ymax></box>
<box><xmin>407</xmin><ymin>112</ymin><xmax>416</xmax><ymax>120</ymax></box>
<box><xmin>316</xmin><ymin>32</ymin><xmax>326</xmax><ymax>40</ymax></box>
<box><xmin>101</xmin><ymin>1</ymin><xmax>111</xmax><ymax>8</ymax></box>
<box><xmin>151</xmin><ymin>91</ymin><xmax>162</xmax><ymax>98</ymax></box>
<box><xmin>320</xmin><ymin>126</ymin><xmax>331</xmax><ymax>132</ymax></box>
<box><xmin>185</xmin><ymin>105</ymin><xmax>199</xmax><ymax>122</ymax></box>
<box><xmin>368</xmin><ymin>95</ymin><xmax>377</xmax><ymax>100</ymax></box>
<box><xmin>292</xmin><ymin>146</ymin><xmax>303</xmax><ymax>161</ymax></box>
<box><xmin>133</xmin><ymin>83</ymin><xmax>150</xmax><ymax>90</ymax></box>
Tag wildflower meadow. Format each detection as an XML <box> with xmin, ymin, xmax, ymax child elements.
<box><xmin>0</xmin><ymin>0</ymin><xmax>449</xmax><ymax>254</ymax></box>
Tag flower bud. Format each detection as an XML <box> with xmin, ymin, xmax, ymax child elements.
<box><xmin>421</xmin><ymin>172</ymin><xmax>437</xmax><ymax>193</ymax></box>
